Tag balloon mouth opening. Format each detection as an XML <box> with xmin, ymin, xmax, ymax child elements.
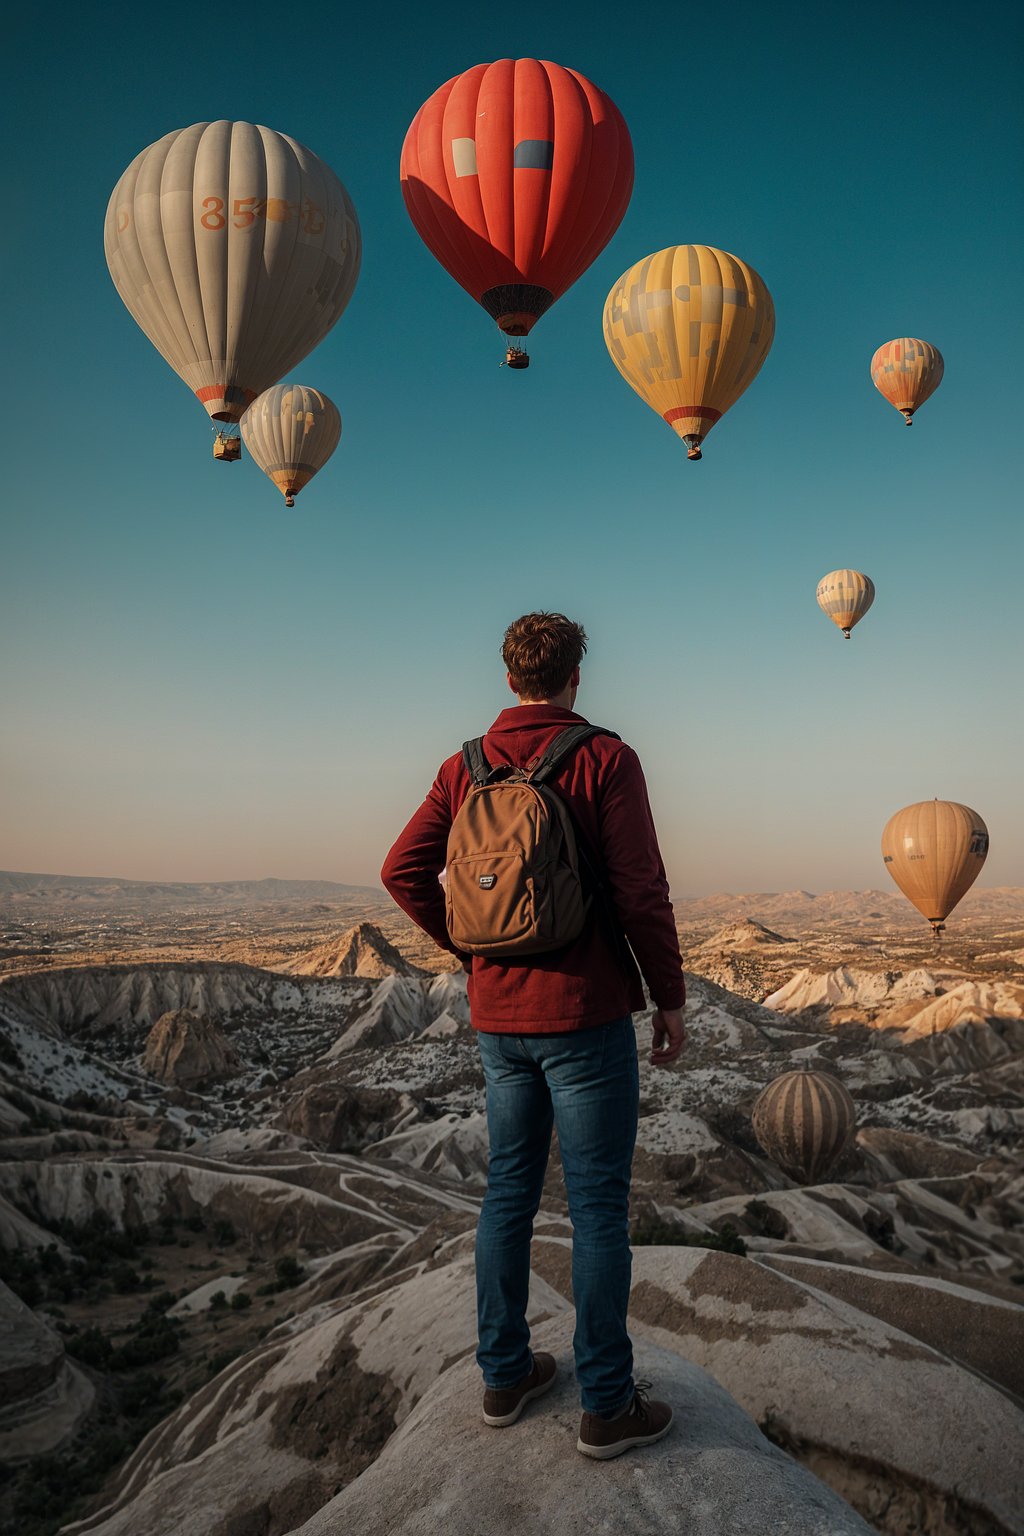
<box><xmin>211</xmin><ymin>408</ymin><xmax>242</xmax><ymax>423</ymax></box>
<box><xmin>481</xmin><ymin>284</ymin><xmax>554</xmax><ymax>338</ymax></box>
<box><xmin>497</xmin><ymin>315</ymin><xmax>535</xmax><ymax>337</ymax></box>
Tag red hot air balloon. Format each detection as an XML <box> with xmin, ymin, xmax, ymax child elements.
<box><xmin>400</xmin><ymin>59</ymin><xmax>633</xmax><ymax>367</ymax></box>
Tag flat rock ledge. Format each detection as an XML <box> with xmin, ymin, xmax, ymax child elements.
<box><xmin>283</xmin><ymin>1312</ymin><xmax>871</xmax><ymax>1536</ymax></box>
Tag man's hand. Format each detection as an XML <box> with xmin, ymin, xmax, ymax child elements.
<box><xmin>650</xmin><ymin>1008</ymin><xmax>686</xmax><ymax>1068</ymax></box>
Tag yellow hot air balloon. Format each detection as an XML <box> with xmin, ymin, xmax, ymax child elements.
<box><xmin>603</xmin><ymin>245</ymin><xmax>774</xmax><ymax>460</ymax></box>
<box><xmin>881</xmin><ymin>800</ymin><xmax>989</xmax><ymax>937</ymax></box>
<box><xmin>816</xmin><ymin>569</ymin><xmax>875</xmax><ymax>639</ymax></box>
<box><xmin>870</xmin><ymin>338</ymin><xmax>943</xmax><ymax>425</ymax></box>
<box><xmin>751</xmin><ymin>1069</ymin><xmax>856</xmax><ymax>1185</ymax></box>
<box><xmin>105</xmin><ymin>122</ymin><xmax>360</xmax><ymax>429</ymax></box>
<box><xmin>241</xmin><ymin>385</ymin><xmax>341</xmax><ymax>507</ymax></box>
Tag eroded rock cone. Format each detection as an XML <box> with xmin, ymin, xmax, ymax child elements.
<box><xmin>285</xmin><ymin>922</ymin><xmax>424</xmax><ymax>979</ymax></box>
<box><xmin>143</xmin><ymin>1008</ymin><xmax>240</xmax><ymax>1088</ymax></box>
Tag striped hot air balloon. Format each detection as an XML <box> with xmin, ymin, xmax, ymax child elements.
<box><xmin>751</xmin><ymin>1070</ymin><xmax>856</xmax><ymax>1185</ymax></box>
<box><xmin>241</xmin><ymin>385</ymin><xmax>341</xmax><ymax>507</ymax></box>
<box><xmin>816</xmin><ymin>569</ymin><xmax>875</xmax><ymax>639</ymax></box>
<box><xmin>105</xmin><ymin>122</ymin><xmax>361</xmax><ymax>429</ymax></box>
<box><xmin>870</xmin><ymin>338</ymin><xmax>944</xmax><ymax>425</ymax></box>
<box><xmin>603</xmin><ymin>245</ymin><xmax>774</xmax><ymax>460</ymax></box>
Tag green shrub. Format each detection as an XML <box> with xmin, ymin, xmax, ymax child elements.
<box><xmin>631</xmin><ymin>1217</ymin><xmax>747</xmax><ymax>1257</ymax></box>
<box><xmin>229</xmin><ymin>1291</ymin><xmax>251</xmax><ymax>1311</ymax></box>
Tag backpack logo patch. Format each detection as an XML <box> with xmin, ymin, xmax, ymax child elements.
<box><xmin>478</xmin><ymin>875</ymin><xmax>497</xmax><ymax>889</ymax></box>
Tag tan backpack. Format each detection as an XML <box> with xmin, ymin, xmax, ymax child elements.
<box><xmin>445</xmin><ymin>724</ymin><xmax>617</xmax><ymax>958</ymax></box>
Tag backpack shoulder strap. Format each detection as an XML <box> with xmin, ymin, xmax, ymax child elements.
<box><xmin>528</xmin><ymin>724</ymin><xmax>620</xmax><ymax>784</ymax></box>
<box><xmin>462</xmin><ymin>737</ymin><xmax>494</xmax><ymax>788</ymax></box>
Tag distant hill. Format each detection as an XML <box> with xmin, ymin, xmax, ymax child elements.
<box><xmin>0</xmin><ymin>872</ymin><xmax>381</xmax><ymax>911</ymax></box>
<box><xmin>675</xmin><ymin>887</ymin><xmax>1024</xmax><ymax>930</ymax></box>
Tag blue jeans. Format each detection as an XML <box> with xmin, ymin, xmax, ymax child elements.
<box><xmin>475</xmin><ymin>1016</ymin><xmax>639</xmax><ymax>1416</ymax></box>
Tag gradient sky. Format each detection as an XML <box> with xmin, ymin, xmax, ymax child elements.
<box><xmin>2</xmin><ymin>0</ymin><xmax>1021</xmax><ymax>896</ymax></box>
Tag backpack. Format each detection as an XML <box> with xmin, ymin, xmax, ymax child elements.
<box><xmin>444</xmin><ymin>724</ymin><xmax>619</xmax><ymax>958</ymax></box>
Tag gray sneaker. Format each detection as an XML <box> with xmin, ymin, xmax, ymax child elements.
<box><xmin>482</xmin><ymin>1351</ymin><xmax>557</xmax><ymax>1427</ymax></box>
<box><xmin>577</xmin><ymin>1381</ymin><xmax>674</xmax><ymax>1459</ymax></box>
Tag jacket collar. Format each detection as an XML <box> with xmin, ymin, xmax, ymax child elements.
<box><xmin>487</xmin><ymin>704</ymin><xmax>590</xmax><ymax>733</ymax></box>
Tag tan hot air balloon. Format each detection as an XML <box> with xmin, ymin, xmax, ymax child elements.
<box><xmin>881</xmin><ymin>801</ymin><xmax>989</xmax><ymax>937</ymax></box>
<box><xmin>104</xmin><ymin>122</ymin><xmax>361</xmax><ymax>427</ymax></box>
<box><xmin>241</xmin><ymin>385</ymin><xmax>341</xmax><ymax>507</ymax></box>
<box><xmin>870</xmin><ymin>338</ymin><xmax>943</xmax><ymax>425</ymax></box>
<box><xmin>816</xmin><ymin>569</ymin><xmax>875</xmax><ymax>639</ymax></box>
<box><xmin>751</xmin><ymin>1069</ymin><xmax>856</xmax><ymax>1185</ymax></box>
<box><xmin>603</xmin><ymin>245</ymin><xmax>775</xmax><ymax>460</ymax></box>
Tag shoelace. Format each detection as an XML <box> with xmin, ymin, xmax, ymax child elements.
<box><xmin>631</xmin><ymin>1380</ymin><xmax>653</xmax><ymax>1421</ymax></box>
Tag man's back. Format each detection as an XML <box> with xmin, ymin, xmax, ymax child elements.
<box><xmin>381</xmin><ymin>701</ymin><xmax>684</xmax><ymax>1031</ymax></box>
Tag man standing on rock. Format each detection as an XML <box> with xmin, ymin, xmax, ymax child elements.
<box><xmin>381</xmin><ymin>612</ymin><xmax>686</xmax><ymax>1458</ymax></box>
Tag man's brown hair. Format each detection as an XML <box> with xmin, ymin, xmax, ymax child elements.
<box><xmin>502</xmin><ymin>612</ymin><xmax>588</xmax><ymax>700</ymax></box>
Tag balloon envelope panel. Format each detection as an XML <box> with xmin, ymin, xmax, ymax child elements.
<box><xmin>603</xmin><ymin>245</ymin><xmax>775</xmax><ymax>452</ymax></box>
<box><xmin>241</xmin><ymin>385</ymin><xmax>341</xmax><ymax>502</ymax></box>
<box><xmin>751</xmin><ymin>1070</ymin><xmax>856</xmax><ymax>1185</ymax></box>
<box><xmin>881</xmin><ymin>801</ymin><xmax>989</xmax><ymax>929</ymax></box>
<box><xmin>105</xmin><ymin>122</ymin><xmax>361</xmax><ymax>421</ymax></box>
<box><xmin>400</xmin><ymin>59</ymin><xmax>633</xmax><ymax>336</ymax></box>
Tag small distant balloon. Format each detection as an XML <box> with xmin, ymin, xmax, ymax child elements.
<box><xmin>816</xmin><ymin>570</ymin><xmax>875</xmax><ymax>639</ymax></box>
<box><xmin>241</xmin><ymin>385</ymin><xmax>341</xmax><ymax>507</ymax></box>
<box><xmin>751</xmin><ymin>1069</ymin><xmax>856</xmax><ymax>1185</ymax></box>
<box><xmin>881</xmin><ymin>801</ymin><xmax>989</xmax><ymax>937</ymax></box>
<box><xmin>870</xmin><ymin>338</ymin><xmax>943</xmax><ymax>425</ymax></box>
<box><xmin>603</xmin><ymin>245</ymin><xmax>775</xmax><ymax>460</ymax></box>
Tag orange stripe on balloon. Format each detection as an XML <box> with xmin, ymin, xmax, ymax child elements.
<box><xmin>195</xmin><ymin>385</ymin><xmax>256</xmax><ymax>405</ymax></box>
<box><xmin>663</xmin><ymin>406</ymin><xmax>722</xmax><ymax>425</ymax></box>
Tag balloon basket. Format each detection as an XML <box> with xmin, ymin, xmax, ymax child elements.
<box><xmin>213</xmin><ymin>432</ymin><xmax>241</xmax><ymax>462</ymax></box>
<box><xmin>503</xmin><ymin>347</ymin><xmax>530</xmax><ymax>370</ymax></box>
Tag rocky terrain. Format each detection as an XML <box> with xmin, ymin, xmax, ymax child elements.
<box><xmin>0</xmin><ymin>882</ymin><xmax>1022</xmax><ymax>1535</ymax></box>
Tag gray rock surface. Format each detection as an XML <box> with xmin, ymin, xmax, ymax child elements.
<box><xmin>283</xmin><ymin>1311</ymin><xmax>871</xmax><ymax>1536</ymax></box>
<box><xmin>620</xmin><ymin>1247</ymin><xmax>1024</xmax><ymax>1535</ymax></box>
<box><xmin>143</xmin><ymin>1008</ymin><xmax>240</xmax><ymax>1087</ymax></box>
<box><xmin>0</xmin><ymin>1280</ymin><xmax>94</xmax><ymax>1460</ymax></box>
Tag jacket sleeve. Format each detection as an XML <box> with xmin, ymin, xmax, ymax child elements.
<box><xmin>596</xmin><ymin>745</ymin><xmax>686</xmax><ymax>1010</ymax></box>
<box><xmin>380</xmin><ymin>763</ymin><xmax>463</xmax><ymax>959</ymax></box>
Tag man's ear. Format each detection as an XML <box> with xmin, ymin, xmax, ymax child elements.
<box><xmin>506</xmin><ymin>671</ymin><xmax>518</xmax><ymax>695</ymax></box>
<box><xmin>570</xmin><ymin>665</ymin><xmax>581</xmax><ymax>688</ymax></box>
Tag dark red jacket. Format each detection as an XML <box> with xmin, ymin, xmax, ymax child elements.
<box><xmin>380</xmin><ymin>704</ymin><xmax>685</xmax><ymax>1033</ymax></box>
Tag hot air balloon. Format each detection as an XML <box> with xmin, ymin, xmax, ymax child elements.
<box><xmin>400</xmin><ymin>60</ymin><xmax>633</xmax><ymax>367</ymax></box>
<box><xmin>105</xmin><ymin>122</ymin><xmax>360</xmax><ymax>432</ymax></box>
<box><xmin>751</xmin><ymin>1069</ymin><xmax>856</xmax><ymax>1185</ymax></box>
<box><xmin>881</xmin><ymin>801</ymin><xmax>989</xmax><ymax>937</ymax></box>
<box><xmin>870</xmin><ymin>338</ymin><xmax>943</xmax><ymax>425</ymax></box>
<box><xmin>241</xmin><ymin>385</ymin><xmax>341</xmax><ymax>507</ymax></box>
<box><xmin>816</xmin><ymin>570</ymin><xmax>875</xmax><ymax>639</ymax></box>
<box><xmin>603</xmin><ymin>246</ymin><xmax>775</xmax><ymax>459</ymax></box>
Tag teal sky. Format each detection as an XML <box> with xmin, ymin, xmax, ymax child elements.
<box><xmin>2</xmin><ymin>0</ymin><xmax>1021</xmax><ymax>897</ymax></box>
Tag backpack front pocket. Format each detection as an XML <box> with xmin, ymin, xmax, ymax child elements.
<box><xmin>445</xmin><ymin>852</ymin><xmax>535</xmax><ymax>953</ymax></box>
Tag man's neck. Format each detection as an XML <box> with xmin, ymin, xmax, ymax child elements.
<box><xmin>517</xmin><ymin>693</ymin><xmax>575</xmax><ymax>710</ymax></box>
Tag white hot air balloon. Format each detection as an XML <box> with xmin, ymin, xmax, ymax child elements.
<box><xmin>104</xmin><ymin>122</ymin><xmax>360</xmax><ymax>429</ymax></box>
<box><xmin>241</xmin><ymin>385</ymin><xmax>341</xmax><ymax>507</ymax></box>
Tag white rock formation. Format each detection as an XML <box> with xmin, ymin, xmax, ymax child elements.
<box><xmin>322</xmin><ymin>972</ymin><xmax>470</xmax><ymax>1057</ymax></box>
<box><xmin>283</xmin><ymin>1309</ymin><xmax>872</xmax><ymax>1536</ymax></box>
<box><xmin>0</xmin><ymin>1281</ymin><xmax>94</xmax><ymax>1460</ymax></box>
<box><xmin>617</xmin><ymin>1246</ymin><xmax>1024</xmax><ymax>1536</ymax></box>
